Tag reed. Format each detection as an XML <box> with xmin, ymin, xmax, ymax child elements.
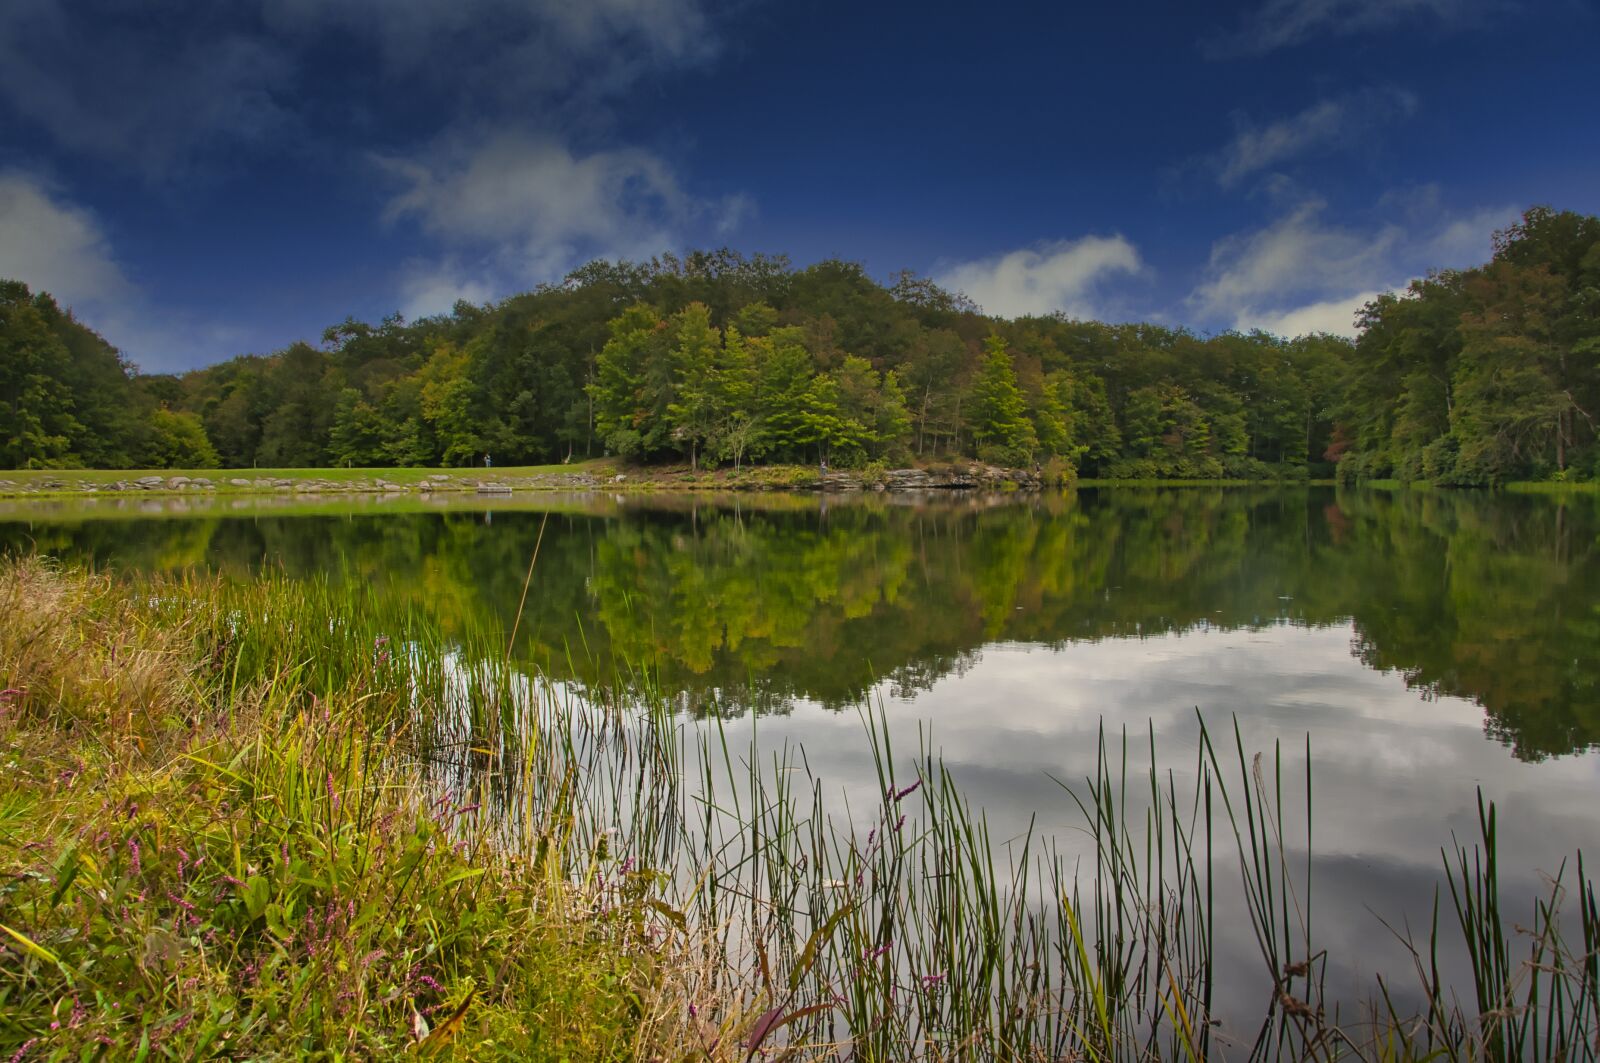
<box><xmin>0</xmin><ymin>556</ymin><xmax>1595</xmax><ymax>1060</ymax></box>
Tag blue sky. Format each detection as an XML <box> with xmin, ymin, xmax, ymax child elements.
<box><xmin>0</xmin><ymin>0</ymin><xmax>1594</xmax><ymax>372</ymax></box>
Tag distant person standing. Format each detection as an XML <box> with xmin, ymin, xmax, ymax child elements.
<box><xmin>484</xmin><ymin>453</ymin><xmax>492</xmax><ymax>468</ymax></box>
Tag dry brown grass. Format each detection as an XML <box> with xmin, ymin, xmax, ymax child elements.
<box><xmin>0</xmin><ymin>557</ymin><xmax>200</xmax><ymax>751</ymax></box>
<box><xmin>0</xmin><ymin>558</ymin><xmax>746</xmax><ymax>1060</ymax></box>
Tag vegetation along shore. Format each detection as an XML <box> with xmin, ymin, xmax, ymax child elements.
<box><xmin>0</xmin><ymin>461</ymin><xmax>1074</xmax><ymax>498</ymax></box>
<box><xmin>2</xmin><ymin>556</ymin><xmax>1596</xmax><ymax>1059</ymax></box>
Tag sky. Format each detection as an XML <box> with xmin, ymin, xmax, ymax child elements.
<box><xmin>0</xmin><ymin>0</ymin><xmax>1595</xmax><ymax>373</ymax></box>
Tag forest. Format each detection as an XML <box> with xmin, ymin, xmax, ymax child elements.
<box><xmin>2</xmin><ymin>206</ymin><xmax>1597</xmax><ymax>485</ymax></box>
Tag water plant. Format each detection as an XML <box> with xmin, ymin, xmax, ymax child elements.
<box><xmin>1</xmin><ymin>556</ymin><xmax>1595</xmax><ymax>1059</ymax></box>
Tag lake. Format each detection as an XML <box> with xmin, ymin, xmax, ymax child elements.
<box><xmin>5</xmin><ymin>484</ymin><xmax>1598</xmax><ymax>1033</ymax></box>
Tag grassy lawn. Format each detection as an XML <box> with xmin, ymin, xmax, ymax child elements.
<box><xmin>0</xmin><ymin>460</ymin><xmax>613</xmax><ymax>488</ymax></box>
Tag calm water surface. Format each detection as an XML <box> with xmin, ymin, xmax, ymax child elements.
<box><xmin>5</xmin><ymin>485</ymin><xmax>1598</xmax><ymax>1017</ymax></box>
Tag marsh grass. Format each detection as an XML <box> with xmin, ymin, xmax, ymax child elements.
<box><xmin>0</xmin><ymin>556</ymin><xmax>1596</xmax><ymax>1060</ymax></box>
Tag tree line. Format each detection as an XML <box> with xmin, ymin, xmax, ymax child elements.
<box><xmin>3</xmin><ymin>207</ymin><xmax>1597</xmax><ymax>484</ymax></box>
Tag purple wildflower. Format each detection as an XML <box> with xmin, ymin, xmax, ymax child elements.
<box><xmin>9</xmin><ymin>1038</ymin><xmax>37</xmax><ymax>1062</ymax></box>
<box><xmin>889</xmin><ymin>780</ymin><xmax>922</xmax><ymax>803</ymax></box>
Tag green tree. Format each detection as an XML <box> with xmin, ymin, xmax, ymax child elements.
<box><xmin>328</xmin><ymin>388</ymin><xmax>391</xmax><ymax>466</ymax></box>
<box><xmin>0</xmin><ymin>282</ymin><xmax>80</xmax><ymax>467</ymax></box>
<box><xmin>754</xmin><ymin>327</ymin><xmax>819</xmax><ymax>461</ymax></box>
<box><xmin>666</xmin><ymin>303</ymin><xmax>721</xmax><ymax>469</ymax></box>
<box><xmin>417</xmin><ymin>343</ymin><xmax>482</xmax><ymax>466</ymax></box>
<box><xmin>591</xmin><ymin>304</ymin><xmax>668</xmax><ymax>459</ymax></box>
<box><xmin>147</xmin><ymin>408</ymin><xmax>220</xmax><ymax>468</ymax></box>
<box><xmin>713</xmin><ymin>326</ymin><xmax>760</xmax><ymax>469</ymax></box>
<box><xmin>257</xmin><ymin>343</ymin><xmax>335</xmax><ymax>467</ymax></box>
<box><xmin>876</xmin><ymin>370</ymin><xmax>914</xmax><ymax>463</ymax></box>
<box><xmin>969</xmin><ymin>335</ymin><xmax>1038</xmax><ymax>463</ymax></box>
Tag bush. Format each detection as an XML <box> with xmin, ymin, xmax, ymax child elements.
<box><xmin>976</xmin><ymin>443</ymin><xmax>1030</xmax><ymax>468</ymax></box>
<box><xmin>1040</xmin><ymin>455</ymin><xmax>1077</xmax><ymax>487</ymax></box>
<box><xmin>1221</xmin><ymin>455</ymin><xmax>1273</xmax><ymax>480</ymax></box>
<box><xmin>1421</xmin><ymin>434</ymin><xmax>1462</xmax><ymax>484</ymax></box>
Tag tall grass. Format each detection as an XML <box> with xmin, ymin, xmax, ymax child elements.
<box><xmin>1</xmin><ymin>556</ymin><xmax>1595</xmax><ymax>1059</ymax></box>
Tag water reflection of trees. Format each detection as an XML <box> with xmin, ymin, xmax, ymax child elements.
<box><xmin>5</xmin><ymin>487</ymin><xmax>1597</xmax><ymax>759</ymax></box>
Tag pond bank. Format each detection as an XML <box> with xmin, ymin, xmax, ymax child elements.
<box><xmin>0</xmin><ymin>461</ymin><xmax>1054</xmax><ymax>498</ymax></box>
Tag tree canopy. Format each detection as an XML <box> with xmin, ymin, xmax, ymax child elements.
<box><xmin>4</xmin><ymin>208</ymin><xmax>1598</xmax><ymax>485</ymax></box>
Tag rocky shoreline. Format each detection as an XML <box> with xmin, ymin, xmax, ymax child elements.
<box><xmin>0</xmin><ymin>463</ymin><xmax>1054</xmax><ymax>498</ymax></box>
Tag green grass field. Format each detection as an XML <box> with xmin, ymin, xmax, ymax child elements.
<box><xmin>0</xmin><ymin>460</ymin><xmax>608</xmax><ymax>487</ymax></box>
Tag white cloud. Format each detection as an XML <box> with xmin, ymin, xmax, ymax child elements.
<box><xmin>0</xmin><ymin>170</ymin><xmax>248</xmax><ymax>371</ymax></box>
<box><xmin>1213</xmin><ymin>88</ymin><xmax>1418</xmax><ymax>187</ymax></box>
<box><xmin>1189</xmin><ymin>193</ymin><xmax>1517</xmax><ymax>338</ymax></box>
<box><xmin>381</xmin><ymin>131</ymin><xmax>748</xmax><ymax>308</ymax></box>
<box><xmin>1189</xmin><ymin>200</ymin><xmax>1400</xmax><ymax>329</ymax></box>
<box><xmin>1248</xmin><ymin>291</ymin><xmax>1384</xmax><ymax>338</ymax></box>
<box><xmin>383</xmin><ymin>134</ymin><xmax>685</xmax><ymax>255</ymax></box>
<box><xmin>1204</xmin><ymin>0</ymin><xmax>1500</xmax><ymax>57</ymax></box>
<box><xmin>395</xmin><ymin>259</ymin><xmax>499</xmax><ymax>320</ymax></box>
<box><xmin>934</xmin><ymin>236</ymin><xmax>1144</xmax><ymax>320</ymax></box>
<box><xmin>1426</xmin><ymin>206</ymin><xmax>1516</xmax><ymax>262</ymax></box>
<box><xmin>0</xmin><ymin>171</ymin><xmax>132</xmax><ymax>308</ymax></box>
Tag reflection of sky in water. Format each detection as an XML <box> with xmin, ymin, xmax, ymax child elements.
<box><xmin>7</xmin><ymin>489</ymin><xmax>1599</xmax><ymax>1029</ymax></box>
<box><xmin>708</xmin><ymin>622</ymin><xmax>1600</xmax><ymax>1027</ymax></box>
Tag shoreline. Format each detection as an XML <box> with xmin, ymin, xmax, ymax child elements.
<box><xmin>0</xmin><ymin>463</ymin><xmax>1358</xmax><ymax>499</ymax></box>
<box><xmin>0</xmin><ymin>461</ymin><xmax>1061</xmax><ymax>498</ymax></box>
<box><xmin>3</xmin><ymin>464</ymin><xmax>1592</xmax><ymax>500</ymax></box>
